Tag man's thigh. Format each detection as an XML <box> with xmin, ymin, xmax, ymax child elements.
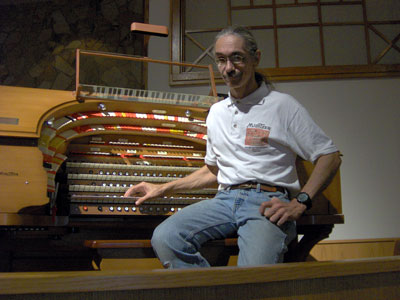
<box><xmin>154</xmin><ymin>191</ymin><xmax>239</xmax><ymax>247</ymax></box>
<box><xmin>235</xmin><ymin>190</ymin><xmax>296</xmax><ymax>265</ymax></box>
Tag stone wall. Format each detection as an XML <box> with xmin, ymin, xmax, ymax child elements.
<box><xmin>0</xmin><ymin>0</ymin><xmax>146</xmax><ymax>91</ymax></box>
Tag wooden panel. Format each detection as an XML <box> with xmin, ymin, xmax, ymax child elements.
<box><xmin>100</xmin><ymin>258</ymin><xmax>163</xmax><ymax>270</ymax></box>
<box><xmin>296</xmin><ymin>158</ymin><xmax>342</xmax><ymax>215</ymax></box>
<box><xmin>0</xmin><ymin>145</ymin><xmax>48</xmax><ymax>213</ymax></box>
<box><xmin>0</xmin><ymin>256</ymin><xmax>399</xmax><ymax>299</ymax></box>
<box><xmin>0</xmin><ymin>86</ymin><xmax>75</xmax><ymax>138</ymax></box>
<box><xmin>310</xmin><ymin>238</ymin><xmax>400</xmax><ymax>261</ymax></box>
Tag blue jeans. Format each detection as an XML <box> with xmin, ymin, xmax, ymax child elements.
<box><xmin>151</xmin><ymin>187</ymin><xmax>297</xmax><ymax>268</ymax></box>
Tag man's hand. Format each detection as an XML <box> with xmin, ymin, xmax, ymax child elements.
<box><xmin>259</xmin><ymin>197</ymin><xmax>306</xmax><ymax>226</ymax></box>
<box><xmin>123</xmin><ymin>182</ymin><xmax>164</xmax><ymax>205</ymax></box>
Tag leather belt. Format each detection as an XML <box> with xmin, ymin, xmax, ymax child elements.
<box><xmin>229</xmin><ymin>181</ymin><xmax>285</xmax><ymax>194</ymax></box>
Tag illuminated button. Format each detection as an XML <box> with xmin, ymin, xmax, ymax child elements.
<box><xmin>131</xmin><ymin>207</ymin><xmax>137</xmax><ymax>212</ymax></box>
<box><xmin>83</xmin><ymin>206</ymin><xmax>88</xmax><ymax>211</ymax></box>
<box><xmin>117</xmin><ymin>207</ymin><xmax>122</xmax><ymax>212</ymax></box>
<box><xmin>178</xmin><ymin>208</ymin><xmax>182</xmax><ymax>211</ymax></box>
<box><xmin>124</xmin><ymin>207</ymin><xmax>129</xmax><ymax>212</ymax></box>
<box><xmin>170</xmin><ymin>208</ymin><xmax>175</xmax><ymax>212</ymax></box>
<box><xmin>109</xmin><ymin>206</ymin><xmax>114</xmax><ymax>212</ymax></box>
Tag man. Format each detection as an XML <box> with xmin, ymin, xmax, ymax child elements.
<box><xmin>124</xmin><ymin>26</ymin><xmax>341</xmax><ymax>268</ymax></box>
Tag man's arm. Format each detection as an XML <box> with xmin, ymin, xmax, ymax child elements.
<box><xmin>260</xmin><ymin>151</ymin><xmax>342</xmax><ymax>226</ymax></box>
<box><xmin>124</xmin><ymin>164</ymin><xmax>219</xmax><ymax>205</ymax></box>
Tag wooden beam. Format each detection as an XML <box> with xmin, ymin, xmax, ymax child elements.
<box><xmin>0</xmin><ymin>257</ymin><xmax>399</xmax><ymax>299</ymax></box>
<box><xmin>130</xmin><ymin>22</ymin><xmax>168</xmax><ymax>37</ymax></box>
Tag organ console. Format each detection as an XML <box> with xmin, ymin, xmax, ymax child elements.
<box><xmin>0</xmin><ymin>51</ymin><xmax>343</xmax><ymax>272</ymax></box>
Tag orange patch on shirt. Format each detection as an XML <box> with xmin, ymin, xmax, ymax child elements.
<box><xmin>245</xmin><ymin>128</ymin><xmax>270</xmax><ymax>146</ymax></box>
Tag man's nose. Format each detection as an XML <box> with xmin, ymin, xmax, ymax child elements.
<box><xmin>224</xmin><ymin>59</ymin><xmax>235</xmax><ymax>72</ymax></box>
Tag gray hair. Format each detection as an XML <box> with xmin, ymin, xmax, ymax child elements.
<box><xmin>214</xmin><ymin>26</ymin><xmax>259</xmax><ymax>61</ymax></box>
<box><xmin>214</xmin><ymin>26</ymin><xmax>271</xmax><ymax>87</ymax></box>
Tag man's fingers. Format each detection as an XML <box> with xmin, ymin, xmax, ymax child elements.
<box><xmin>123</xmin><ymin>187</ymin><xmax>135</xmax><ymax>197</ymax></box>
<box><xmin>268</xmin><ymin>208</ymin><xmax>290</xmax><ymax>226</ymax></box>
<box><xmin>259</xmin><ymin>197</ymin><xmax>281</xmax><ymax>216</ymax></box>
<box><xmin>124</xmin><ymin>182</ymin><xmax>148</xmax><ymax>197</ymax></box>
<box><xmin>260</xmin><ymin>197</ymin><xmax>293</xmax><ymax>226</ymax></box>
<box><xmin>135</xmin><ymin>194</ymin><xmax>152</xmax><ymax>206</ymax></box>
<box><xmin>259</xmin><ymin>201</ymin><xmax>271</xmax><ymax>214</ymax></box>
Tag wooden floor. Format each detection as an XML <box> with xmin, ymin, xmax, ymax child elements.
<box><xmin>0</xmin><ymin>256</ymin><xmax>399</xmax><ymax>300</ymax></box>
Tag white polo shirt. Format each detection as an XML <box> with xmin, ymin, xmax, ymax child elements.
<box><xmin>204</xmin><ymin>83</ymin><xmax>338</xmax><ymax>195</ymax></box>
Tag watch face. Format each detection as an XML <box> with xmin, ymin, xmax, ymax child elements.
<box><xmin>296</xmin><ymin>192</ymin><xmax>312</xmax><ymax>210</ymax></box>
<box><xmin>297</xmin><ymin>193</ymin><xmax>309</xmax><ymax>202</ymax></box>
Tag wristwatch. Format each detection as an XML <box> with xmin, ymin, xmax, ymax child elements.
<box><xmin>296</xmin><ymin>192</ymin><xmax>312</xmax><ymax>210</ymax></box>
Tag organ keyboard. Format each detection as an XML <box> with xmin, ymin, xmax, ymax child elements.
<box><xmin>78</xmin><ymin>84</ymin><xmax>217</xmax><ymax>108</ymax></box>
<box><xmin>63</xmin><ymin>138</ymin><xmax>217</xmax><ymax>217</ymax></box>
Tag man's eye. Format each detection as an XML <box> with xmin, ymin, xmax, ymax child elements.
<box><xmin>231</xmin><ymin>55</ymin><xmax>244</xmax><ymax>63</ymax></box>
<box><xmin>217</xmin><ymin>57</ymin><xmax>226</xmax><ymax>63</ymax></box>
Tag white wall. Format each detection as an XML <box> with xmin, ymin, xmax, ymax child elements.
<box><xmin>148</xmin><ymin>0</ymin><xmax>400</xmax><ymax>240</ymax></box>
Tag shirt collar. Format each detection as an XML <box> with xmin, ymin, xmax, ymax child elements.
<box><xmin>227</xmin><ymin>82</ymin><xmax>270</xmax><ymax>107</ymax></box>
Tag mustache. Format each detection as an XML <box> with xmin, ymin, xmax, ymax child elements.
<box><xmin>224</xmin><ymin>70</ymin><xmax>242</xmax><ymax>79</ymax></box>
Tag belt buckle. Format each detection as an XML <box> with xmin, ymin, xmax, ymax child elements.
<box><xmin>241</xmin><ymin>183</ymin><xmax>254</xmax><ymax>189</ymax></box>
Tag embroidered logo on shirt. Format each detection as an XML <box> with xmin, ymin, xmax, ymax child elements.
<box><xmin>245</xmin><ymin>123</ymin><xmax>270</xmax><ymax>146</ymax></box>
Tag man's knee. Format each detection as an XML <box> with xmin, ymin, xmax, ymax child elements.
<box><xmin>151</xmin><ymin>222</ymin><xmax>169</xmax><ymax>250</ymax></box>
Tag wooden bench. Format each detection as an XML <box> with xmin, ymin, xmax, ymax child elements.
<box><xmin>83</xmin><ymin>224</ymin><xmax>337</xmax><ymax>269</ymax></box>
<box><xmin>84</xmin><ymin>158</ymin><xmax>344</xmax><ymax>269</ymax></box>
<box><xmin>84</xmin><ymin>238</ymin><xmax>239</xmax><ymax>269</ymax></box>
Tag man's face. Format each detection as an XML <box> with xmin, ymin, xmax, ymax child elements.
<box><xmin>214</xmin><ymin>34</ymin><xmax>259</xmax><ymax>96</ymax></box>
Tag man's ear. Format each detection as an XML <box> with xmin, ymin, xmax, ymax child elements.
<box><xmin>254</xmin><ymin>50</ymin><xmax>261</xmax><ymax>66</ymax></box>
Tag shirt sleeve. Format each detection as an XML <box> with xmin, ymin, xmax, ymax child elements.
<box><xmin>204</xmin><ymin>110</ymin><xmax>218</xmax><ymax>166</ymax></box>
<box><xmin>286</xmin><ymin>103</ymin><xmax>338</xmax><ymax>163</ymax></box>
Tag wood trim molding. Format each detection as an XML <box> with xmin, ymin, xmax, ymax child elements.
<box><xmin>0</xmin><ymin>256</ymin><xmax>399</xmax><ymax>296</ymax></box>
